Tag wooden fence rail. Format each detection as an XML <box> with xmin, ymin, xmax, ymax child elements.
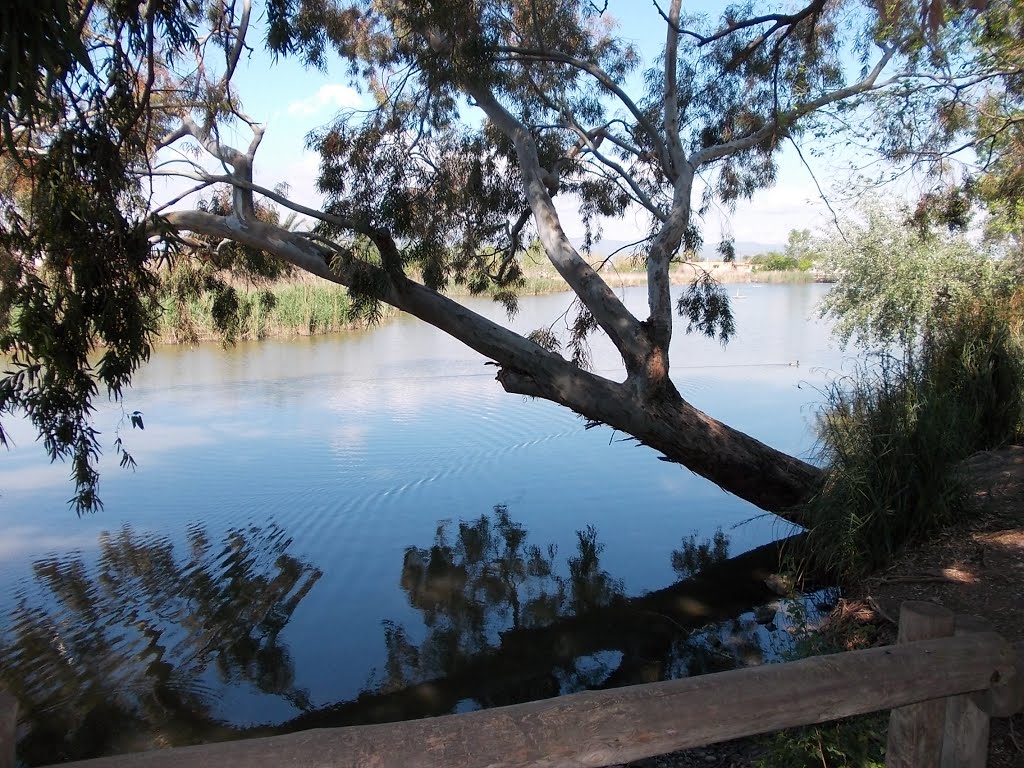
<box><xmin>2</xmin><ymin>602</ymin><xmax>1021</xmax><ymax>768</ymax></box>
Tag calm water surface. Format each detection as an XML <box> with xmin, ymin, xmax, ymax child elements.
<box><xmin>0</xmin><ymin>283</ymin><xmax>842</xmax><ymax>762</ymax></box>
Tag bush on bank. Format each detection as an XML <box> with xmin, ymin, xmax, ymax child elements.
<box><xmin>799</xmin><ymin>204</ymin><xmax>1024</xmax><ymax>580</ymax></box>
<box><xmin>160</xmin><ymin>281</ymin><xmax>360</xmax><ymax>343</ymax></box>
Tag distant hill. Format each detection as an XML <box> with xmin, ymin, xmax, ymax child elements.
<box><xmin>568</xmin><ymin>237</ymin><xmax>783</xmax><ymax>260</ymax></box>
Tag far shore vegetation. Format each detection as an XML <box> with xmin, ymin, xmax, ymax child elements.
<box><xmin>157</xmin><ymin>231</ymin><xmax>825</xmax><ymax>344</ymax></box>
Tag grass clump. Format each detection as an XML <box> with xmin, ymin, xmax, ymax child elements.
<box><xmin>266</xmin><ymin>283</ymin><xmax>355</xmax><ymax>335</ymax></box>
<box><xmin>801</xmin><ymin>303</ymin><xmax>1024</xmax><ymax>580</ymax></box>
<box><xmin>160</xmin><ymin>281</ymin><xmax>367</xmax><ymax>343</ymax></box>
<box><xmin>756</xmin><ymin>715</ymin><xmax>886</xmax><ymax>768</ymax></box>
<box><xmin>755</xmin><ymin>602</ymin><xmax>886</xmax><ymax>768</ymax></box>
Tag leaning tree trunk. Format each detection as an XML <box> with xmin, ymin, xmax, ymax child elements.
<box><xmin>163</xmin><ymin>212</ymin><xmax>824</xmax><ymax>523</ymax></box>
<box><xmin>458</xmin><ymin>85</ymin><xmax>823</xmax><ymax>521</ymax></box>
<box><xmin>497</xmin><ymin>362</ymin><xmax>822</xmax><ymax>523</ymax></box>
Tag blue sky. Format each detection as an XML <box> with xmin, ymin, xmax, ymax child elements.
<box><xmin>166</xmin><ymin>1</ymin><xmax>881</xmax><ymax>248</ymax></box>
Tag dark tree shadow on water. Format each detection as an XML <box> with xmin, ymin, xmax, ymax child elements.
<box><xmin>373</xmin><ymin>505</ymin><xmax>624</xmax><ymax>696</ymax></box>
<box><xmin>1</xmin><ymin>506</ymin><xmax>795</xmax><ymax>761</ymax></box>
<box><xmin>282</xmin><ymin>506</ymin><xmax>785</xmax><ymax>734</ymax></box>
<box><xmin>0</xmin><ymin>523</ymin><xmax>321</xmax><ymax>765</ymax></box>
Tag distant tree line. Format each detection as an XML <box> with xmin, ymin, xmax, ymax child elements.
<box><xmin>747</xmin><ymin>230</ymin><xmax>818</xmax><ymax>272</ymax></box>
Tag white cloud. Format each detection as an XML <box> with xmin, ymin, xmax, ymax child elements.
<box><xmin>0</xmin><ymin>526</ymin><xmax>98</xmax><ymax>561</ymax></box>
<box><xmin>725</xmin><ymin>184</ymin><xmax>833</xmax><ymax>244</ymax></box>
<box><xmin>286</xmin><ymin>84</ymin><xmax>363</xmax><ymax>116</ymax></box>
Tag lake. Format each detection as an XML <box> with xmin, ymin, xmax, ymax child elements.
<box><xmin>0</xmin><ymin>282</ymin><xmax>843</xmax><ymax>762</ymax></box>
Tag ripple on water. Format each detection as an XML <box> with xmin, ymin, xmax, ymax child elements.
<box><xmin>0</xmin><ymin>284</ymin><xmax>843</xmax><ymax>754</ymax></box>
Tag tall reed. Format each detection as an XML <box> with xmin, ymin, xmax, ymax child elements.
<box><xmin>160</xmin><ymin>282</ymin><xmax>363</xmax><ymax>342</ymax></box>
<box><xmin>801</xmin><ymin>303</ymin><xmax>1024</xmax><ymax>579</ymax></box>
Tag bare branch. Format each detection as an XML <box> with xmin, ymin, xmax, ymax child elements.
<box><xmin>558</xmin><ymin>108</ymin><xmax>666</xmax><ymax>220</ymax></box>
<box><xmin>649</xmin><ymin>0</ymin><xmax>703</xmax><ymax>43</ymax></box>
<box><xmin>597</xmin><ymin>124</ymin><xmax>645</xmax><ymax>159</ymax></box>
<box><xmin>495</xmin><ymin>45</ymin><xmax>674</xmax><ymax>180</ymax></box>
<box><xmin>245</xmin><ymin>122</ymin><xmax>264</xmax><ymax>162</ymax></box>
<box><xmin>149</xmin><ymin>167</ymin><xmax>375</xmax><ymax>245</ymax></box>
<box><xmin>149</xmin><ymin>180</ymin><xmax>217</xmax><ymax>214</ymax></box>
<box><xmin>161</xmin><ymin>115</ymin><xmax>259</xmax><ymax>218</ymax></box>
<box><xmin>156</xmin><ymin>123</ymin><xmax>191</xmax><ymax>151</ymax></box>
<box><xmin>788</xmin><ymin>136</ymin><xmax>848</xmax><ymax>243</ymax></box>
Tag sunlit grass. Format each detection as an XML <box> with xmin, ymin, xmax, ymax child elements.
<box><xmin>159</xmin><ymin>281</ymin><xmax>382</xmax><ymax>342</ymax></box>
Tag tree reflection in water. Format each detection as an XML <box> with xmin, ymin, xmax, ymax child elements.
<box><xmin>0</xmin><ymin>523</ymin><xmax>321</xmax><ymax>764</ymax></box>
<box><xmin>314</xmin><ymin>505</ymin><xmax>781</xmax><ymax>728</ymax></box>
<box><xmin>1</xmin><ymin>507</ymin><xmax>798</xmax><ymax>761</ymax></box>
<box><xmin>374</xmin><ymin>505</ymin><xmax>624</xmax><ymax>696</ymax></box>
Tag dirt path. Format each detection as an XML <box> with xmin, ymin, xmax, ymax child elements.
<box><xmin>848</xmin><ymin>446</ymin><xmax>1024</xmax><ymax>768</ymax></box>
<box><xmin>623</xmin><ymin>446</ymin><xmax>1024</xmax><ymax>768</ymax></box>
<box><xmin>860</xmin><ymin>446</ymin><xmax>1024</xmax><ymax>647</ymax></box>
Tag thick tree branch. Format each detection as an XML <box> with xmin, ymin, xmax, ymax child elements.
<box><xmin>663</xmin><ymin>0</ymin><xmax>828</xmax><ymax>48</ymax></box>
<box><xmin>467</xmin><ymin>86</ymin><xmax>654</xmax><ymax>375</ymax></box>
<box><xmin>158</xmin><ymin>115</ymin><xmax>261</xmax><ymax>217</ymax></box>
<box><xmin>662</xmin><ymin>0</ymin><xmax>686</xmax><ymax>180</ymax></box>
<box><xmin>638</xmin><ymin>0</ymin><xmax>690</xmax><ymax>363</ymax></box>
<box><xmin>160</xmin><ymin>210</ymin><xmax>584</xmax><ymax>386</ymax></box>
<box><xmin>645</xmin><ymin>165</ymin><xmax>695</xmax><ymax>358</ymax></box>
<box><xmin>220</xmin><ymin>0</ymin><xmax>251</xmax><ymax>91</ymax></box>
<box><xmin>157</xmin><ymin>209</ymin><xmax>820</xmax><ymax>515</ymax></box>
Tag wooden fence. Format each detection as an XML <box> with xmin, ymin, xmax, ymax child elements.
<box><xmin>2</xmin><ymin>602</ymin><xmax>1021</xmax><ymax>768</ymax></box>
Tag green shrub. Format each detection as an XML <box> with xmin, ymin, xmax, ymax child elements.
<box><xmin>817</xmin><ymin>200</ymin><xmax>1000</xmax><ymax>350</ymax></box>
<box><xmin>800</xmin><ymin>304</ymin><xmax>1024</xmax><ymax>579</ymax></box>
<box><xmin>750</xmin><ymin>252</ymin><xmax>801</xmax><ymax>271</ymax></box>
<box><xmin>804</xmin><ymin>200</ymin><xmax>1024</xmax><ymax>579</ymax></box>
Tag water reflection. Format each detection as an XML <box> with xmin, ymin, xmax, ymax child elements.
<box><xmin>280</xmin><ymin>507</ymin><xmax>789</xmax><ymax>734</ymax></box>
<box><xmin>1</xmin><ymin>523</ymin><xmax>321</xmax><ymax>764</ymax></box>
<box><xmin>2</xmin><ymin>509</ymin><xmax>808</xmax><ymax>764</ymax></box>
<box><xmin>376</xmin><ymin>506</ymin><xmax>625</xmax><ymax>693</ymax></box>
<box><xmin>672</xmin><ymin>528</ymin><xmax>731</xmax><ymax>580</ymax></box>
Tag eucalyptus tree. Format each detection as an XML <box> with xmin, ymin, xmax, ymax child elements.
<box><xmin>2</xmin><ymin>0</ymin><xmax>1017</xmax><ymax>516</ymax></box>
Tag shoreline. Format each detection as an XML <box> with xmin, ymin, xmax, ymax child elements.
<box><xmin>628</xmin><ymin>446</ymin><xmax>1024</xmax><ymax>768</ymax></box>
<box><xmin>156</xmin><ymin>267</ymin><xmax>829</xmax><ymax>345</ymax></box>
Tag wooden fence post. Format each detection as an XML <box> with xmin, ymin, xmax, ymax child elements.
<box><xmin>988</xmin><ymin>640</ymin><xmax>1024</xmax><ymax>718</ymax></box>
<box><xmin>886</xmin><ymin>601</ymin><xmax>956</xmax><ymax>768</ymax></box>
<box><xmin>0</xmin><ymin>691</ymin><xmax>16</xmax><ymax>768</ymax></box>
<box><xmin>941</xmin><ymin>615</ymin><xmax>993</xmax><ymax>768</ymax></box>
